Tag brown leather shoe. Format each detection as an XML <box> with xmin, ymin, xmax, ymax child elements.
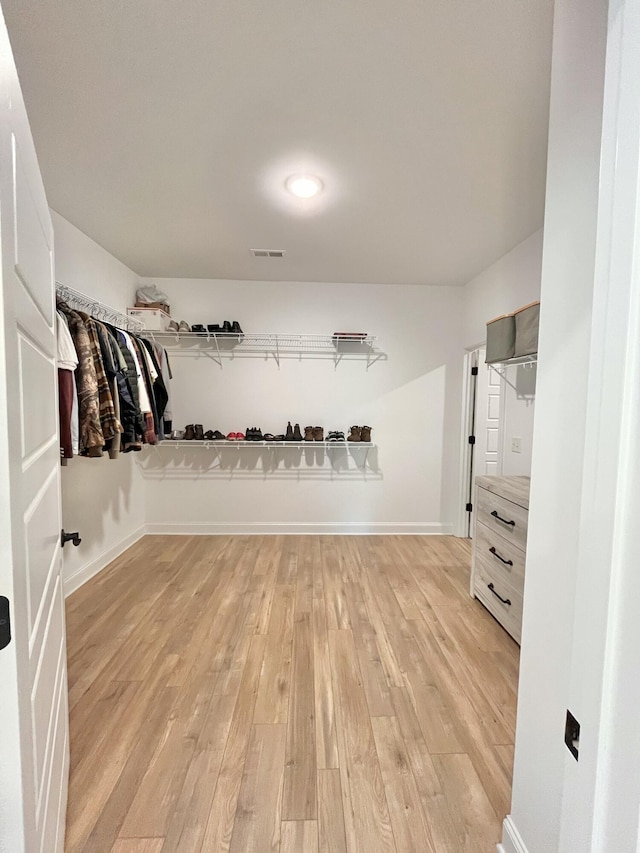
<box><xmin>304</xmin><ymin>426</ymin><xmax>315</xmax><ymax>442</ymax></box>
<box><xmin>313</xmin><ymin>426</ymin><xmax>324</xmax><ymax>441</ymax></box>
<box><xmin>347</xmin><ymin>425</ymin><xmax>361</xmax><ymax>442</ymax></box>
<box><xmin>194</xmin><ymin>424</ymin><xmax>204</xmax><ymax>441</ymax></box>
<box><xmin>184</xmin><ymin>424</ymin><xmax>195</xmax><ymax>440</ymax></box>
<box><xmin>360</xmin><ymin>426</ymin><xmax>372</xmax><ymax>442</ymax></box>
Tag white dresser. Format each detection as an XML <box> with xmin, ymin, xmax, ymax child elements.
<box><xmin>471</xmin><ymin>475</ymin><xmax>530</xmax><ymax>644</ymax></box>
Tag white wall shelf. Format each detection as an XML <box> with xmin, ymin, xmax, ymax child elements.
<box><xmin>145</xmin><ymin>331</ymin><xmax>384</xmax><ymax>368</ymax></box>
<box><xmin>487</xmin><ymin>353</ymin><xmax>537</xmax><ymax>368</ymax></box>
<box><xmin>140</xmin><ymin>439</ymin><xmax>379</xmax><ymax>479</ymax></box>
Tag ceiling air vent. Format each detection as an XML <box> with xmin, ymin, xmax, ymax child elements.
<box><xmin>251</xmin><ymin>248</ymin><xmax>286</xmax><ymax>258</ymax></box>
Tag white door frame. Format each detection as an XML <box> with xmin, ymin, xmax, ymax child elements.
<box><xmin>557</xmin><ymin>0</ymin><xmax>640</xmax><ymax>847</ymax></box>
<box><xmin>454</xmin><ymin>348</ymin><xmax>479</xmax><ymax>537</ymax></box>
<box><xmin>455</xmin><ymin>345</ymin><xmax>505</xmax><ymax>538</ymax></box>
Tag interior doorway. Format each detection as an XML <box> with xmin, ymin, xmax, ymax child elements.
<box><xmin>458</xmin><ymin>346</ymin><xmax>503</xmax><ymax>538</ymax></box>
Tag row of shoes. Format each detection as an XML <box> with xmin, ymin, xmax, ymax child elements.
<box><xmin>169</xmin><ymin>422</ymin><xmax>373</xmax><ymax>442</ymax></box>
<box><xmin>167</xmin><ymin>319</ymin><xmax>244</xmax><ymax>337</ymax></box>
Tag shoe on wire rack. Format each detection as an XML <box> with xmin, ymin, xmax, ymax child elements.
<box><xmin>327</xmin><ymin>430</ymin><xmax>345</xmax><ymax>442</ymax></box>
<box><xmin>293</xmin><ymin>423</ymin><xmax>303</xmax><ymax>441</ymax></box>
<box><xmin>347</xmin><ymin>426</ymin><xmax>362</xmax><ymax>442</ymax></box>
<box><xmin>285</xmin><ymin>421</ymin><xmax>294</xmax><ymax>441</ymax></box>
<box><xmin>167</xmin><ymin>319</ymin><xmax>179</xmax><ymax>333</ymax></box>
<box><xmin>194</xmin><ymin>424</ymin><xmax>204</xmax><ymax>441</ymax></box>
<box><xmin>178</xmin><ymin>320</ymin><xmax>190</xmax><ymax>332</ymax></box>
<box><xmin>313</xmin><ymin>426</ymin><xmax>324</xmax><ymax>441</ymax></box>
<box><xmin>304</xmin><ymin>426</ymin><xmax>315</xmax><ymax>442</ymax></box>
<box><xmin>184</xmin><ymin>424</ymin><xmax>195</xmax><ymax>440</ymax></box>
<box><xmin>360</xmin><ymin>425</ymin><xmax>372</xmax><ymax>443</ymax></box>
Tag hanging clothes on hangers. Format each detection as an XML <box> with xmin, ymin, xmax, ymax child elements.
<box><xmin>57</xmin><ymin>301</ymin><xmax>104</xmax><ymax>456</ymax></box>
<box><xmin>149</xmin><ymin>340</ymin><xmax>173</xmax><ymax>433</ymax></box>
<box><xmin>55</xmin><ymin>285</ymin><xmax>172</xmax><ymax>460</ymax></box>
<box><xmin>77</xmin><ymin>312</ymin><xmax>123</xmax><ymax>449</ymax></box>
<box><xmin>139</xmin><ymin>338</ymin><xmax>168</xmax><ymax>441</ymax></box>
<box><xmin>56</xmin><ymin>309</ymin><xmax>78</xmax><ymax>462</ymax></box>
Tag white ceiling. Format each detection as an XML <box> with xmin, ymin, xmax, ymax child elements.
<box><xmin>2</xmin><ymin>1</ymin><xmax>553</xmax><ymax>285</ymax></box>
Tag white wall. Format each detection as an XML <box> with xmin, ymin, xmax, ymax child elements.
<box><xmin>462</xmin><ymin>229</ymin><xmax>543</xmax><ymax>480</ymax></box>
<box><xmin>53</xmin><ymin>211</ymin><xmax>146</xmax><ymax>593</ymax></box>
<box><xmin>500</xmin><ymin>363</ymin><xmax>537</xmax><ymax>476</ymax></box>
<box><xmin>141</xmin><ymin>278</ymin><xmax>464</xmax><ymax>533</ymax></box>
<box><xmin>501</xmin><ymin>0</ymin><xmax>608</xmax><ymax>850</ymax></box>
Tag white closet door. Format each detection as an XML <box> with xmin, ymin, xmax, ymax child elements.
<box><xmin>0</xmin><ymin>4</ymin><xmax>69</xmax><ymax>851</ymax></box>
<box><xmin>475</xmin><ymin>353</ymin><xmax>502</xmax><ymax>477</ymax></box>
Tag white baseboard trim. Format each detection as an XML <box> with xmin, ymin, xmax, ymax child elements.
<box><xmin>497</xmin><ymin>816</ymin><xmax>529</xmax><ymax>853</ymax></box>
<box><xmin>63</xmin><ymin>524</ymin><xmax>146</xmax><ymax>597</ymax></box>
<box><xmin>144</xmin><ymin>521</ymin><xmax>453</xmax><ymax>536</ymax></box>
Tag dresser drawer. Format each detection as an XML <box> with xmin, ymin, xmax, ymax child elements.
<box><xmin>476</xmin><ymin>486</ymin><xmax>528</xmax><ymax>550</ymax></box>
<box><xmin>474</xmin><ymin>559</ymin><xmax>524</xmax><ymax>644</ymax></box>
<box><xmin>474</xmin><ymin>521</ymin><xmax>525</xmax><ymax>594</ymax></box>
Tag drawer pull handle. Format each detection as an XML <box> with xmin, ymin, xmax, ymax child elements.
<box><xmin>489</xmin><ymin>546</ymin><xmax>513</xmax><ymax>566</ymax></box>
<box><xmin>491</xmin><ymin>510</ymin><xmax>516</xmax><ymax>527</ymax></box>
<box><xmin>488</xmin><ymin>583</ymin><xmax>511</xmax><ymax>606</ymax></box>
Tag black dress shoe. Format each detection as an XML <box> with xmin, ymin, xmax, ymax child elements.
<box><xmin>285</xmin><ymin>421</ymin><xmax>294</xmax><ymax>441</ymax></box>
<box><xmin>223</xmin><ymin>320</ymin><xmax>232</xmax><ymax>334</ymax></box>
<box><xmin>207</xmin><ymin>324</ymin><xmax>223</xmax><ymax>334</ymax></box>
<box><xmin>293</xmin><ymin>423</ymin><xmax>303</xmax><ymax>441</ymax></box>
<box><xmin>211</xmin><ymin>430</ymin><xmax>225</xmax><ymax>440</ymax></box>
<box><xmin>231</xmin><ymin>321</ymin><xmax>244</xmax><ymax>338</ymax></box>
<box><xmin>191</xmin><ymin>324</ymin><xmax>206</xmax><ymax>336</ymax></box>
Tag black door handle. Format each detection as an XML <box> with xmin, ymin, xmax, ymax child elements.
<box><xmin>61</xmin><ymin>529</ymin><xmax>81</xmax><ymax>548</ymax></box>
<box><xmin>489</xmin><ymin>546</ymin><xmax>513</xmax><ymax>566</ymax></box>
<box><xmin>491</xmin><ymin>510</ymin><xmax>516</xmax><ymax>527</ymax></box>
<box><xmin>488</xmin><ymin>582</ymin><xmax>511</xmax><ymax>606</ymax></box>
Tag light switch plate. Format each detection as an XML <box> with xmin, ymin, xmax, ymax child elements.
<box><xmin>511</xmin><ymin>437</ymin><xmax>522</xmax><ymax>453</ymax></box>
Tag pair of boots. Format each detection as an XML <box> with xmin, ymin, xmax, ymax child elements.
<box><xmin>348</xmin><ymin>425</ymin><xmax>372</xmax><ymax>442</ymax></box>
<box><xmin>184</xmin><ymin>424</ymin><xmax>204</xmax><ymax>440</ymax></box>
<box><xmin>304</xmin><ymin>426</ymin><xmax>324</xmax><ymax>442</ymax></box>
<box><xmin>285</xmin><ymin>422</ymin><xmax>303</xmax><ymax>441</ymax></box>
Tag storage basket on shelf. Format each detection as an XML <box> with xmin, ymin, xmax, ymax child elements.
<box><xmin>485</xmin><ymin>313</ymin><xmax>516</xmax><ymax>363</ymax></box>
<box><xmin>513</xmin><ymin>301</ymin><xmax>540</xmax><ymax>357</ymax></box>
<box><xmin>126</xmin><ymin>306</ymin><xmax>171</xmax><ymax>331</ymax></box>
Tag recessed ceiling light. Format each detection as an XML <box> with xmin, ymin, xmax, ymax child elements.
<box><xmin>286</xmin><ymin>174</ymin><xmax>323</xmax><ymax>199</ymax></box>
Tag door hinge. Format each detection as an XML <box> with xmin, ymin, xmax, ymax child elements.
<box><xmin>465</xmin><ymin>502</ymin><xmax>473</xmax><ymax>512</ymax></box>
<box><xmin>468</xmin><ymin>435</ymin><xmax>476</xmax><ymax>445</ymax></box>
<box><xmin>0</xmin><ymin>596</ymin><xmax>11</xmax><ymax>650</ymax></box>
<box><xmin>471</xmin><ymin>366</ymin><xmax>478</xmax><ymax>375</ymax></box>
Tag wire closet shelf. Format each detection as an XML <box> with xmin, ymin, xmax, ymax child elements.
<box><xmin>145</xmin><ymin>330</ymin><xmax>382</xmax><ymax>367</ymax></box>
<box><xmin>55</xmin><ymin>282</ymin><xmax>145</xmax><ymax>333</ymax></box>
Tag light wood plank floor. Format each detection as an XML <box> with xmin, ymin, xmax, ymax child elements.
<box><xmin>65</xmin><ymin>535</ymin><xmax>519</xmax><ymax>853</ymax></box>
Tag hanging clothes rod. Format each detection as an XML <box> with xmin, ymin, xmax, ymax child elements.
<box><xmin>55</xmin><ymin>281</ymin><xmax>144</xmax><ymax>333</ymax></box>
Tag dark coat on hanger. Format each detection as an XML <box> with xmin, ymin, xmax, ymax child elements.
<box><xmin>57</xmin><ymin>301</ymin><xmax>104</xmax><ymax>455</ymax></box>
